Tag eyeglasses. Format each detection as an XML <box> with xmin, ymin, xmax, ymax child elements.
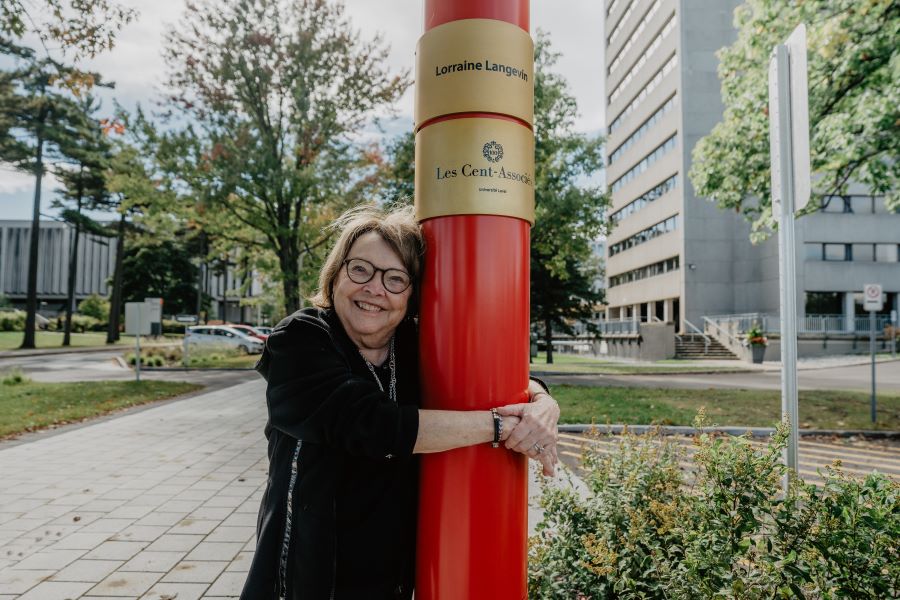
<box><xmin>343</xmin><ymin>258</ymin><xmax>412</xmax><ymax>294</ymax></box>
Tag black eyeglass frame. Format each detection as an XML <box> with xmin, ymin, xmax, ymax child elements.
<box><xmin>342</xmin><ymin>258</ymin><xmax>412</xmax><ymax>294</ymax></box>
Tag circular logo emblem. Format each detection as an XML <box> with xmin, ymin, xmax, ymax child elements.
<box><xmin>482</xmin><ymin>140</ymin><xmax>504</xmax><ymax>163</ymax></box>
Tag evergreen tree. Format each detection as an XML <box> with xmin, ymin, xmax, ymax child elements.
<box><xmin>0</xmin><ymin>45</ymin><xmax>100</xmax><ymax>348</ymax></box>
<box><xmin>53</xmin><ymin>93</ymin><xmax>112</xmax><ymax>345</ymax></box>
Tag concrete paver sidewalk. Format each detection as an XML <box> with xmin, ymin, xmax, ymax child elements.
<box><xmin>0</xmin><ymin>379</ymin><xmax>554</xmax><ymax>598</ymax></box>
<box><xmin>0</xmin><ymin>380</ymin><xmax>268</xmax><ymax>599</ymax></box>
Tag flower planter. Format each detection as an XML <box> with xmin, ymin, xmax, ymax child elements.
<box><xmin>751</xmin><ymin>344</ymin><xmax>766</xmax><ymax>364</ymax></box>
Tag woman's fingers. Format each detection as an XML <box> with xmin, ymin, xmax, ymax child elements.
<box><xmin>495</xmin><ymin>404</ymin><xmax>526</xmax><ymax>417</ymax></box>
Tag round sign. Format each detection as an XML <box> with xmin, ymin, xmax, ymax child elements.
<box><xmin>865</xmin><ymin>285</ymin><xmax>881</xmax><ymax>299</ymax></box>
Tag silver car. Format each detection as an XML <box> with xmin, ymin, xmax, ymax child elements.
<box><xmin>185</xmin><ymin>325</ymin><xmax>265</xmax><ymax>354</ymax></box>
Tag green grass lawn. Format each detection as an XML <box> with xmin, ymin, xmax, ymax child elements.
<box><xmin>0</xmin><ymin>379</ymin><xmax>203</xmax><ymax>438</ymax></box>
<box><xmin>0</xmin><ymin>331</ymin><xmax>130</xmax><ymax>350</ymax></box>
<box><xmin>554</xmin><ymin>385</ymin><xmax>900</xmax><ymax>430</ymax></box>
<box><xmin>530</xmin><ymin>352</ymin><xmax>750</xmax><ymax>375</ymax></box>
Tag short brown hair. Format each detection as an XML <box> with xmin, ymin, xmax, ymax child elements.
<box><xmin>310</xmin><ymin>204</ymin><xmax>425</xmax><ymax>313</ymax></box>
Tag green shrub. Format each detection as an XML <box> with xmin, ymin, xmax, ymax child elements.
<box><xmin>529</xmin><ymin>415</ymin><xmax>899</xmax><ymax>599</ymax></box>
<box><xmin>162</xmin><ymin>319</ymin><xmax>186</xmax><ymax>335</ymax></box>
<box><xmin>0</xmin><ymin>311</ymin><xmax>25</xmax><ymax>332</ymax></box>
<box><xmin>70</xmin><ymin>314</ymin><xmax>101</xmax><ymax>333</ymax></box>
<box><xmin>78</xmin><ymin>294</ymin><xmax>110</xmax><ymax>321</ymax></box>
<box><xmin>1</xmin><ymin>368</ymin><xmax>30</xmax><ymax>385</ymax></box>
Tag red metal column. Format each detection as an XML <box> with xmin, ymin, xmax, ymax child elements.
<box><xmin>416</xmin><ymin>1</ymin><xmax>532</xmax><ymax>599</ymax></box>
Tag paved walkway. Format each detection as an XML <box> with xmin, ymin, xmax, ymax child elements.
<box><xmin>0</xmin><ymin>380</ymin><xmax>268</xmax><ymax>599</ymax></box>
<box><xmin>0</xmin><ymin>380</ymin><xmax>551</xmax><ymax>599</ymax></box>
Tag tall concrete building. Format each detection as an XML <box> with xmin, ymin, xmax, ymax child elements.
<box><xmin>601</xmin><ymin>0</ymin><xmax>899</xmax><ymax>347</ymax></box>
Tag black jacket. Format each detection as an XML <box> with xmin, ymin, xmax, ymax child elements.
<box><xmin>240</xmin><ymin>308</ymin><xmax>420</xmax><ymax>600</ymax></box>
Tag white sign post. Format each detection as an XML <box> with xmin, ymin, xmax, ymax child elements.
<box><xmin>864</xmin><ymin>284</ymin><xmax>883</xmax><ymax>423</ymax></box>
<box><xmin>768</xmin><ymin>24</ymin><xmax>810</xmax><ymax>492</ymax></box>
<box><xmin>891</xmin><ymin>310</ymin><xmax>897</xmax><ymax>360</ymax></box>
<box><xmin>125</xmin><ymin>301</ymin><xmax>153</xmax><ymax>383</ymax></box>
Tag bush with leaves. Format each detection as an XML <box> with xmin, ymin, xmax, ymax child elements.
<box><xmin>77</xmin><ymin>294</ymin><xmax>110</xmax><ymax>322</ymax></box>
<box><xmin>529</xmin><ymin>415</ymin><xmax>899</xmax><ymax>598</ymax></box>
<box><xmin>0</xmin><ymin>311</ymin><xmax>25</xmax><ymax>331</ymax></box>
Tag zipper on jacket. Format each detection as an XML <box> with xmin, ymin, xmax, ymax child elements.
<box><xmin>278</xmin><ymin>440</ymin><xmax>302</xmax><ymax>600</ymax></box>
<box><xmin>329</xmin><ymin>497</ymin><xmax>337</xmax><ymax>600</ymax></box>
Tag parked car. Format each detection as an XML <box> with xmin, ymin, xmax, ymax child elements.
<box><xmin>227</xmin><ymin>323</ymin><xmax>269</xmax><ymax>341</ymax></box>
<box><xmin>185</xmin><ymin>325</ymin><xmax>264</xmax><ymax>354</ymax></box>
<box><xmin>254</xmin><ymin>326</ymin><xmax>273</xmax><ymax>336</ymax></box>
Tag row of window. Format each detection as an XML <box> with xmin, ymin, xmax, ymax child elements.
<box><xmin>609</xmin><ymin>16</ymin><xmax>676</xmax><ymax>105</ymax></box>
<box><xmin>608</xmin><ymin>0</ymin><xmax>662</xmax><ymax>75</ymax></box>
<box><xmin>609</xmin><ymin>214</ymin><xmax>680</xmax><ymax>257</ymax></box>
<box><xmin>820</xmin><ymin>195</ymin><xmax>894</xmax><ymax>214</ymax></box>
<box><xmin>610</xmin><ymin>134</ymin><xmax>677</xmax><ymax>193</ymax></box>
<box><xmin>606</xmin><ymin>0</ymin><xmax>622</xmax><ymax>17</ymax></box>
<box><xmin>610</xmin><ymin>174</ymin><xmax>678</xmax><ymax>224</ymax></box>
<box><xmin>805</xmin><ymin>243</ymin><xmax>900</xmax><ymax>263</ymax></box>
<box><xmin>609</xmin><ymin>54</ymin><xmax>678</xmax><ymax>135</ymax></box>
<box><xmin>806</xmin><ymin>291</ymin><xmax>897</xmax><ymax>316</ymax></box>
<box><xmin>609</xmin><ymin>256</ymin><xmax>680</xmax><ymax>288</ymax></box>
<box><xmin>607</xmin><ymin>0</ymin><xmax>636</xmax><ymax>47</ymax></box>
<box><xmin>608</xmin><ymin>95</ymin><xmax>676</xmax><ymax>166</ymax></box>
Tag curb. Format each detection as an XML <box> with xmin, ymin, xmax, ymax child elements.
<box><xmin>531</xmin><ymin>369</ymin><xmax>753</xmax><ymax>377</ymax></box>
<box><xmin>0</xmin><ymin>342</ymin><xmax>179</xmax><ymax>360</ymax></box>
<box><xmin>558</xmin><ymin>424</ymin><xmax>900</xmax><ymax>439</ymax></box>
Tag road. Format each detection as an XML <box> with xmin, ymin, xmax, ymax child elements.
<box><xmin>0</xmin><ymin>349</ymin><xmax>259</xmax><ymax>391</ymax></box>
<box><xmin>541</xmin><ymin>360</ymin><xmax>900</xmax><ymax>392</ymax></box>
<box><xmin>2</xmin><ymin>349</ymin><xmax>898</xmax><ymax>392</ymax></box>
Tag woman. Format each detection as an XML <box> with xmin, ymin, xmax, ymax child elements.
<box><xmin>241</xmin><ymin>205</ymin><xmax>559</xmax><ymax>599</ymax></box>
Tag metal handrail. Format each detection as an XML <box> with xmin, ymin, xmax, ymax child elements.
<box><xmin>680</xmin><ymin>319</ymin><xmax>710</xmax><ymax>354</ymax></box>
<box><xmin>703</xmin><ymin>316</ymin><xmax>739</xmax><ymax>350</ymax></box>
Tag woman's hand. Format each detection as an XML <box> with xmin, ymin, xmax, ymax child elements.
<box><xmin>496</xmin><ymin>382</ymin><xmax>560</xmax><ymax>476</ymax></box>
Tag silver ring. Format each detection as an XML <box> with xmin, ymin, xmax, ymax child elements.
<box><xmin>533</xmin><ymin>443</ymin><xmax>545</xmax><ymax>454</ymax></box>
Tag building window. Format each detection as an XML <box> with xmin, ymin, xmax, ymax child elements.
<box><xmin>608</xmin><ymin>94</ymin><xmax>676</xmax><ymax>166</ymax></box>
<box><xmin>608</xmin><ymin>54</ymin><xmax>678</xmax><ymax>135</ymax></box>
<box><xmin>609</xmin><ymin>214</ymin><xmax>679</xmax><ymax>257</ymax></box>
<box><xmin>610</xmin><ymin>134</ymin><xmax>677</xmax><ymax>193</ymax></box>
<box><xmin>608</xmin><ymin>16</ymin><xmax>676</xmax><ymax>105</ymax></box>
<box><xmin>875</xmin><ymin>244</ymin><xmax>899</xmax><ymax>263</ymax></box>
<box><xmin>805</xmin><ymin>292</ymin><xmax>843</xmax><ymax>315</ymax></box>
<box><xmin>804</xmin><ymin>243</ymin><xmax>822</xmax><ymax>261</ymax></box>
<box><xmin>609</xmin><ymin>255</ymin><xmax>680</xmax><ymax>288</ymax></box>
<box><xmin>851</xmin><ymin>244</ymin><xmax>874</xmax><ymax>261</ymax></box>
<box><xmin>823</xmin><ymin>243</ymin><xmax>850</xmax><ymax>261</ymax></box>
<box><xmin>608</xmin><ymin>0</ymin><xmax>662</xmax><ymax>75</ymax></box>
<box><xmin>607</xmin><ymin>0</ymin><xmax>636</xmax><ymax>46</ymax></box>
<box><xmin>820</xmin><ymin>194</ymin><xmax>886</xmax><ymax>214</ymax></box>
<box><xmin>610</xmin><ymin>174</ymin><xmax>678</xmax><ymax>224</ymax></box>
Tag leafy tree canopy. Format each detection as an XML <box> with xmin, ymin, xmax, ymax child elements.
<box><xmin>0</xmin><ymin>0</ymin><xmax>135</xmax><ymax>59</ymax></box>
<box><xmin>690</xmin><ymin>0</ymin><xmax>899</xmax><ymax>241</ymax></box>
<box><xmin>530</xmin><ymin>32</ymin><xmax>608</xmax><ymax>362</ymax></box>
<box><xmin>158</xmin><ymin>0</ymin><xmax>409</xmax><ymax>315</ymax></box>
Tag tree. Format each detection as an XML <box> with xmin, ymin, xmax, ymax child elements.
<box><xmin>120</xmin><ymin>239</ymin><xmax>201</xmax><ymax>315</ymax></box>
<box><xmin>1</xmin><ymin>0</ymin><xmax>135</xmax><ymax>59</ymax></box>
<box><xmin>379</xmin><ymin>131</ymin><xmax>415</xmax><ymax>207</ymax></box>
<box><xmin>53</xmin><ymin>93</ymin><xmax>111</xmax><ymax>345</ymax></box>
<box><xmin>160</xmin><ymin>0</ymin><xmax>409</xmax><ymax>315</ymax></box>
<box><xmin>690</xmin><ymin>0</ymin><xmax>899</xmax><ymax>241</ymax></box>
<box><xmin>0</xmin><ymin>45</ymin><xmax>99</xmax><ymax>348</ymax></box>
<box><xmin>530</xmin><ymin>33</ymin><xmax>608</xmax><ymax>364</ymax></box>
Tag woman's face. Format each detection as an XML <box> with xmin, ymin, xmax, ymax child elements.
<box><xmin>333</xmin><ymin>231</ymin><xmax>412</xmax><ymax>351</ymax></box>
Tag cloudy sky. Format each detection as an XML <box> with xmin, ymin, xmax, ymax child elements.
<box><xmin>0</xmin><ymin>0</ymin><xmax>606</xmax><ymax>220</ymax></box>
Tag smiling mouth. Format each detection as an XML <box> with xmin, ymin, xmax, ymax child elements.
<box><xmin>355</xmin><ymin>301</ymin><xmax>384</xmax><ymax>313</ymax></box>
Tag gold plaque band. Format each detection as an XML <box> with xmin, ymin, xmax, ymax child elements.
<box><xmin>415</xmin><ymin>19</ymin><xmax>534</xmax><ymax>127</ymax></box>
<box><xmin>415</xmin><ymin>118</ymin><xmax>535</xmax><ymax>224</ymax></box>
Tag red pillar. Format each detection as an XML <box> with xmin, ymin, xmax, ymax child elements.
<box><xmin>415</xmin><ymin>1</ymin><xmax>533</xmax><ymax>598</ymax></box>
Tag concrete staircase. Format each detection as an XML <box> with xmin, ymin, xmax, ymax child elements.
<box><xmin>675</xmin><ymin>335</ymin><xmax>739</xmax><ymax>360</ymax></box>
